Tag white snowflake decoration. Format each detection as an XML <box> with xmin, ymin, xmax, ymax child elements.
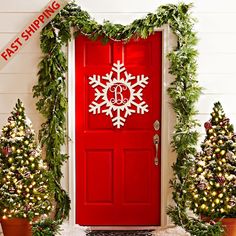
<box><xmin>88</xmin><ymin>60</ymin><xmax>149</xmax><ymax>128</ymax></box>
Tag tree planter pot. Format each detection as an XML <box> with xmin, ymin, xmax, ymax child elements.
<box><xmin>202</xmin><ymin>217</ymin><xmax>236</xmax><ymax>236</ymax></box>
<box><xmin>219</xmin><ymin>218</ymin><xmax>236</xmax><ymax>236</ymax></box>
<box><xmin>1</xmin><ymin>218</ymin><xmax>32</xmax><ymax>236</ymax></box>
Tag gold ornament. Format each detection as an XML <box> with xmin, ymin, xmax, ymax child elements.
<box><xmin>218</xmin><ymin>193</ymin><xmax>223</xmax><ymax>198</ymax></box>
<box><xmin>209</xmin><ymin>129</ymin><xmax>213</xmax><ymax>134</ymax></box>
<box><xmin>220</xmin><ymin>150</ymin><xmax>226</xmax><ymax>156</ymax></box>
<box><xmin>24</xmin><ymin>140</ymin><xmax>29</xmax><ymax>145</ymax></box>
<box><xmin>10</xmin><ymin>166</ymin><xmax>15</xmax><ymax>171</ymax></box>
<box><xmin>215</xmin><ymin>198</ymin><xmax>220</xmax><ymax>204</ymax></box>
<box><xmin>201</xmin><ymin>204</ymin><xmax>206</xmax><ymax>209</ymax></box>
<box><xmin>215</xmin><ymin>148</ymin><xmax>220</xmax><ymax>153</ymax></box>
<box><xmin>197</xmin><ymin>167</ymin><xmax>203</xmax><ymax>173</ymax></box>
<box><xmin>212</xmin><ymin>191</ymin><xmax>217</xmax><ymax>196</ymax></box>
<box><xmin>215</xmin><ymin>183</ymin><xmax>220</xmax><ymax>188</ymax></box>
<box><xmin>218</xmin><ymin>140</ymin><xmax>223</xmax><ymax>145</ymax></box>
<box><xmin>16</xmin><ymin>149</ymin><xmax>21</xmax><ymax>154</ymax></box>
<box><xmin>10</xmin><ymin>122</ymin><xmax>16</xmax><ymax>128</ymax></box>
<box><xmin>18</xmin><ymin>131</ymin><xmax>24</xmax><ymax>136</ymax></box>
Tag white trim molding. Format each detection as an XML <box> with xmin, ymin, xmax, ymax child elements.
<box><xmin>63</xmin><ymin>25</ymin><xmax>177</xmax><ymax>235</ymax></box>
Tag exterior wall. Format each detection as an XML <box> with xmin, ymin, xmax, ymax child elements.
<box><xmin>1</xmin><ymin>0</ymin><xmax>236</xmax><ymax>234</ymax></box>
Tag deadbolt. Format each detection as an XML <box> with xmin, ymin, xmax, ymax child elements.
<box><xmin>153</xmin><ymin>120</ymin><xmax>160</xmax><ymax>131</ymax></box>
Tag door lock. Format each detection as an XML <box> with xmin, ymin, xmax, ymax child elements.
<box><xmin>153</xmin><ymin>120</ymin><xmax>160</xmax><ymax>131</ymax></box>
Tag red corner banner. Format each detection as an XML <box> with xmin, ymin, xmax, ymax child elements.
<box><xmin>0</xmin><ymin>0</ymin><xmax>69</xmax><ymax>70</ymax></box>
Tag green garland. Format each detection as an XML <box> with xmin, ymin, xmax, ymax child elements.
<box><xmin>33</xmin><ymin>2</ymin><xmax>223</xmax><ymax>235</ymax></box>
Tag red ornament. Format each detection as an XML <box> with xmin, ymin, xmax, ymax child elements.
<box><xmin>222</xmin><ymin>118</ymin><xmax>230</xmax><ymax>125</ymax></box>
<box><xmin>1</xmin><ymin>147</ymin><xmax>11</xmax><ymax>157</ymax></box>
<box><xmin>216</xmin><ymin>176</ymin><xmax>225</xmax><ymax>184</ymax></box>
<box><xmin>204</xmin><ymin>121</ymin><xmax>212</xmax><ymax>130</ymax></box>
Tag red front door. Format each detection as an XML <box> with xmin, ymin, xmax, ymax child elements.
<box><xmin>75</xmin><ymin>32</ymin><xmax>162</xmax><ymax>226</ymax></box>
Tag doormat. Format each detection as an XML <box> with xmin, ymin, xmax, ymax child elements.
<box><xmin>86</xmin><ymin>230</ymin><xmax>154</xmax><ymax>236</ymax></box>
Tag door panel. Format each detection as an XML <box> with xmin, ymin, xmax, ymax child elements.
<box><xmin>75</xmin><ymin>32</ymin><xmax>162</xmax><ymax>226</ymax></box>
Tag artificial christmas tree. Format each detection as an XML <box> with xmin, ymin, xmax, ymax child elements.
<box><xmin>0</xmin><ymin>99</ymin><xmax>52</xmax><ymax>236</ymax></box>
<box><xmin>190</xmin><ymin>102</ymin><xmax>236</xmax><ymax>235</ymax></box>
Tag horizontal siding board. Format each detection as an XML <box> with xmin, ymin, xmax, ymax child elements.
<box><xmin>197</xmin><ymin>33</ymin><xmax>236</xmax><ymax>53</ymax></box>
<box><xmin>197</xmin><ymin>53</ymin><xmax>236</xmax><ymax>74</ymax></box>
<box><xmin>0</xmin><ymin>53</ymin><xmax>41</xmax><ymax>74</ymax></box>
<box><xmin>0</xmin><ymin>94</ymin><xmax>38</xmax><ymax>114</ymax></box>
<box><xmin>0</xmin><ymin>0</ymin><xmax>49</xmax><ymax>13</ymax></box>
<box><xmin>198</xmin><ymin>74</ymin><xmax>236</xmax><ymax>94</ymax></box>
<box><xmin>195</xmin><ymin>13</ymin><xmax>236</xmax><ymax>33</ymax></box>
<box><xmin>0</xmin><ymin>33</ymin><xmax>41</xmax><ymax>53</ymax></box>
<box><xmin>197</xmin><ymin>94</ymin><xmax>236</xmax><ymax>115</ymax></box>
<box><xmin>0</xmin><ymin>13</ymin><xmax>35</xmax><ymax>33</ymax></box>
<box><xmin>0</xmin><ymin>74</ymin><xmax>37</xmax><ymax>93</ymax></box>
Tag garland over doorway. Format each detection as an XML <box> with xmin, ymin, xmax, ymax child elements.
<box><xmin>33</xmin><ymin>2</ymin><xmax>223</xmax><ymax>235</ymax></box>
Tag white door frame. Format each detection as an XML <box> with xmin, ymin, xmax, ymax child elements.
<box><xmin>63</xmin><ymin>25</ymin><xmax>177</xmax><ymax>235</ymax></box>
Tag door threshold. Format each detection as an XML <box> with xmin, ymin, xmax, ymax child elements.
<box><xmin>88</xmin><ymin>226</ymin><xmax>160</xmax><ymax>231</ymax></box>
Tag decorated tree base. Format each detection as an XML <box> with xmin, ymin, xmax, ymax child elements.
<box><xmin>1</xmin><ymin>218</ymin><xmax>32</xmax><ymax>236</ymax></box>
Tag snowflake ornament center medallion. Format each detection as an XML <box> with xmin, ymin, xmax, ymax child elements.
<box><xmin>88</xmin><ymin>61</ymin><xmax>149</xmax><ymax>128</ymax></box>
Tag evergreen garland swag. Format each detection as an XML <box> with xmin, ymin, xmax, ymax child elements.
<box><xmin>33</xmin><ymin>2</ymin><xmax>223</xmax><ymax>235</ymax></box>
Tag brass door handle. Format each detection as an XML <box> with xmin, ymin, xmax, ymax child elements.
<box><xmin>153</xmin><ymin>134</ymin><xmax>159</xmax><ymax>166</ymax></box>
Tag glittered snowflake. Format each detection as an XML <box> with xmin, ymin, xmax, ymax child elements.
<box><xmin>88</xmin><ymin>60</ymin><xmax>149</xmax><ymax>128</ymax></box>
